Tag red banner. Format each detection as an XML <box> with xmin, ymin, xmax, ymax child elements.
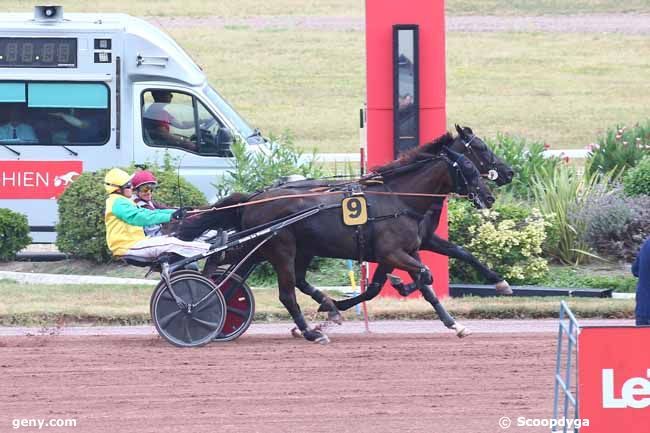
<box><xmin>579</xmin><ymin>326</ymin><xmax>650</xmax><ymax>432</ymax></box>
<box><xmin>0</xmin><ymin>161</ymin><xmax>83</xmax><ymax>199</ymax></box>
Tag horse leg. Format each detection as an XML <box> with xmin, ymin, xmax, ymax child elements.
<box><xmin>386</xmin><ymin>272</ymin><xmax>421</xmax><ymax>297</ymax></box>
<box><xmin>294</xmin><ymin>255</ymin><xmax>343</xmax><ymax>324</ymax></box>
<box><xmin>423</xmin><ymin>234</ymin><xmax>512</xmax><ymax>295</ymax></box>
<box><xmin>382</xmin><ymin>250</ymin><xmax>469</xmax><ymax>338</ymax></box>
<box><xmin>387</xmin><ymin>235</ymin><xmax>512</xmax><ymax>296</ymax></box>
<box><xmin>333</xmin><ymin>264</ymin><xmax>393</xmax><ymax>311</ymax></box>
<box><xmin>416</xmin><ymin>281</ymin><xmax>469</xmax><ymax>338</ymax></box>
<box><xmin>403</xmin><ymin>252</ymin><xmax>469</xmax><ymax>338</ymax></box>
<box><xmin>268</xmin><ymin>244</ymin><xmax>329</xmax><ymax>344</ymax></box>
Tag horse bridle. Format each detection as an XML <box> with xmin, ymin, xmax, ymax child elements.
<box><xmin>439</xmin><ymin>146</ymin><xmax>483</xmax><ymax>205</ymax></box>
<box><xmin>459</xmin><ymin>133</ymin><xmax>499</xmax><ymax>181</ymax></box>
<box><xmin>371</xmin><ymin>147</ymin><xmax>484</xmax><ymax>206</ymax></box>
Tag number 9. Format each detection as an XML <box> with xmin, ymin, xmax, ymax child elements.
<box><xmin>347</xmin><ymin>198</ymin><xmax>361</xmax><ymax>218</ymax></box>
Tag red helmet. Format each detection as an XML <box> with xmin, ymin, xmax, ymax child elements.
<box><xmin>131</xmin><ymin>170</ymin><xmax>158</xmax><ymax>189</ymax></box>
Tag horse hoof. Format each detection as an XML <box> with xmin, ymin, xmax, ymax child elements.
<box><xmin>314</xmin><ymin>334</ymin><xmax>330</xmax><ymax>345</ymax></box>
<box><xmin>452</xmin><ymin>323</ymin><xmax>471</xmax><ymax>338</ymax></box>
<box><xmin>328</xmin><ymin>311</ymin><xmax>343</xmax><ymax>325</ymax></box>
<box><xmin>291</xmin><ymin>327</ymin><xmax>303</xmax><ymax>338</ymax></box>
<box><xmin>495</xmin><ymin>280</ymin><xmax>513</xmax><ymax>296</ymax></box>
<box><xmin>303</xmin><ymin>329</ymin><xmax>329</xmax><ymax>344</ymax></box>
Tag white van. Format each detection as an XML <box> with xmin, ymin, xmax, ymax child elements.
<box><xmin>0</xmin><ymin>6</ymin><xmax>266</xmax><ymax>242</ymax></box>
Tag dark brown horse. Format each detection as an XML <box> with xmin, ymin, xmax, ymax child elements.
<box><xmin>246</xmin><ymin>125</ymin><xmax>516</xmax><ymax>316</ymax></box>
<box><xmin>175</xmin><ymin>134</ymin><xmax>494</xmax><ymax>343</ymax></box>
<box><xmin>335</xmin><ymin>125</ymin><xmax>515</xmax><ymax>313</ymax></box>
<box><xmin>248</xmin><ymin>125</ymin><xmax>515</xmax><ymax>311</ymax></box>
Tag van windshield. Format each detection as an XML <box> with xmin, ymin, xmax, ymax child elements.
<box><xmin>204</xmin><ymin>85</ymin><xmax>264</xmax><ymax>145</ymax></box>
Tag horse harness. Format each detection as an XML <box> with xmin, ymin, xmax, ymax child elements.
<box><xmin>187</xmin><ymin>146</ymin><xmax>478</xmax><ymax>262</ymax></box>
<box><xmin>328</xmin><ymin>146</ymin><xmax>473</xmax><ymax>262</ymax></box>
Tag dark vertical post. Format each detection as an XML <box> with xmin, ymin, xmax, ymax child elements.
<box><xmin>393</xmin><ymin>25</ymin><xmax>419</xmax><ymax>158</ymax></box>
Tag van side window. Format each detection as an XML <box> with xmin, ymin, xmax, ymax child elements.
<box><xmin>141</xmin><ymin>89</ymin><xmax>229</xmax><ymax>156</ymax></box>
<box><xmin>0</xmin><ymin>82</ymin><xmax>110</xmax><ymax>146</ymax></box>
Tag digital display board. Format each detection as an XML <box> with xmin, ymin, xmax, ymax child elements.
<box><xmin>0</xmin><ymin>38</ymin><xmax>77</xmax><ymax>68</ymax></box>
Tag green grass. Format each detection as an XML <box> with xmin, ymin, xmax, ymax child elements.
<box><xmin>542</xmin><ymin>265</ymin><xmax>638</xmax><ymax>293</ymax></box>
<box><xmin>446</xmin><ymin>32</ymin><xmax>650</xmax><ymax>152</ymax></box>
<box><xmin>3</xmin><ymin>0</ymin><xmax>366</xmax><ymax>17</ymax></box>
<box><xmin>0</xmin><ymin>279</ymin><xmax>634</xmax><ymax>326</ymax></box>
<box><xmin>169</xmin><ymin>26</ymin><xmax>366</xmax><ymax>153</ymax></box>
<box><xmin>170</xmin><ymin>27</ymin><xmax>650</xmax><ymax>152</ymax></box>
<box><xmin>7</xmin><ymin>0</ymin><xmax>650</xmax><ymax>17</ymax></box>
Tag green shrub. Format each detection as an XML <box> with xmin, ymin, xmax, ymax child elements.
<box><xmin>623</xmin><ymin>156</ymin><xmax>650</xmax><ymax>197</ymax></box>
<box><xmin>486</xmin><ymin>133</ymin><xmax>562</xmax><ymax>200</ymax></box>
<box><xmin>56</xmin><ymin>170</ymin><xmax>111</xmax><ymax>262</ymax></box>
<box><xmin>56</xmin><ymin>161</ymin><xmax>207</xmax><ymax>263</ymax></box>
<box><xmin>531</xmin><ymin>164</ymin><xmax>613</xmax><ymax>265</ymax></box>
<box><xmin>571</xmin><ymin>186</ymin><xmax>650</xmax><ymax>260</ymax></box>
<box><xmin>215</xmin><ymin>131</ymin><xmax>323</xmax><ymax>197</ymax></box>
<box><xmin>586</xmin><ymin>122</ymin><xmax>650</xmax><ymax>179</ymax></box>
<box><xmin>448</xmin><ymin>200</ymin><xmax>550</xmax><ymax>284</ymax></box>
<box><xmin>0</xmin><ymin>208</ymin><xmax>31</xmax><ymax>261</ymax></box>
<box><xmin>447</xmin><ymin>200</ymin><xmax>482</xmax><ymax>246</ymax></box>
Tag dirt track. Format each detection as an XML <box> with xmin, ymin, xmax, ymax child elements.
<box><xmin>1</xmin><ymin>333</ymin><xmax>556</xmax><ymax>433</ymax></box>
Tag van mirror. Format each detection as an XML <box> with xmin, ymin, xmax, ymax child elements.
<box><xmin>214</xmin><ymin>127</ymin><xmax>234</xmax><ymax>157</ymax></box>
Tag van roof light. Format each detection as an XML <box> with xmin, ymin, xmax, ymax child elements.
<box><xmin>34</xmin><ymin>5</ymin><xmax>64</xmax><ymax>23</ymax></box>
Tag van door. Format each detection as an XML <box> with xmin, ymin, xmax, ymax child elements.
<box><xmin>131</xmin><ymin>84</ymin><xmax>235</xmax><ymax>204</ymax></box>
<box><xmin>0</xmin><ymin>80</ymin><xmax>116</xmax><ymax>242</ymax></box>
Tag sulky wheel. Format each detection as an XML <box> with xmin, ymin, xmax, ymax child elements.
<box><xmin>150</xmin><ymin>271</ymin><xmax>226</xmax><ymax>348</ymax></box>
<box><xmin>210</xmin><ymin>270</ymin><xmax>255</xmax><ymax>342</ymax></box>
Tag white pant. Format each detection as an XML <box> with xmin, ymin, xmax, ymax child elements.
<box><xmin>126</xmin><ymin>235</ymin><xmax>210</xmax><ymax>260</ymax></box>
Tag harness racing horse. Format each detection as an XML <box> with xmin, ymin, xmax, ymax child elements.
<box><xmin>375</xmin><ymin>125</ymin><xmax>516</xmax><ymax>300</ymax></box>
<box><xmin>263</xmin><ymin>126</ymin><xmax>515</xmax><ymax>306</ymax></box>
<box><xmin>266</xmin><ymin>126</ymin><xmax>514</xmax><ymax>299</ymax></box>
<box><xmin>176</xmin><ymin>136</ymin><xmax>495</xmax><ymax>343</ymax></box>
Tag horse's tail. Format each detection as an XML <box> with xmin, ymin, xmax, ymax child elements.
<box><xmin>175</xmin><ymin>192</ymin><xmax>250</xmax><ymax>241</ymax></box>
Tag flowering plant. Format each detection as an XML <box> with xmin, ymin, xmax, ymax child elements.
<box><xmin>448</xmin><ymin>201</ymin><xmax>550</xmax><ymax>284</ymax></box>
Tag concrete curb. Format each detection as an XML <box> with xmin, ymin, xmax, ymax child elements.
<box><xmin>0</xmin><ymin>270</ymin><xmax>155</xmax><ymax>286</ymax></box>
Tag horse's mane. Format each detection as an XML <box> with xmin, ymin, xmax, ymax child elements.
<box><xmin>372</xmin><ymin>132</ymin><xmax>454</xmax><ymax>174</ymax></box>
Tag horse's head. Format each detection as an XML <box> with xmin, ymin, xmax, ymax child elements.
<box><xmin>442</xmin><ymin>147</ymin><xmax>495</xmax><ymax>210</ymax></box>
<box><xmin>452</xmin><ymin>125</ymin><xmax>514</xmax><ymax>186</ymax></box>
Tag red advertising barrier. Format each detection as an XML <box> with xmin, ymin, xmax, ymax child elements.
<box><xmin>0</xmin><ymin>160</ymin><xmax>82</xmax><ymax>199</ymax></box>
<box><xmin>578</xmin><ymin>326</ymin><xmax>650</xmax><ymax>432</ymax></box>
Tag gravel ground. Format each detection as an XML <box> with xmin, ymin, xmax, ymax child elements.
<box><xmin>0</xmin><ymin>318</ymin><xmax>635</xmax><ymax>336</ymax></box>
<box><xmin>147</xmin><ymin>14</ymin><xmax>650</xmax><ymax>34</ymax></box>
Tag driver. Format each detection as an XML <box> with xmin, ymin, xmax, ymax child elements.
<box><xmin>104</xmin><ymin>168</ymin><xmax>210</xmax><ymax>260</ymax></box>
<box><xmin>131</xmin><ymin>169</ymin><xmax>172</xmax><ymax>237</ymax></box>
<box><xmin>142</xmin><ymin>90</ymin><xmax>197</xmax><ymax>151</ymax></box>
